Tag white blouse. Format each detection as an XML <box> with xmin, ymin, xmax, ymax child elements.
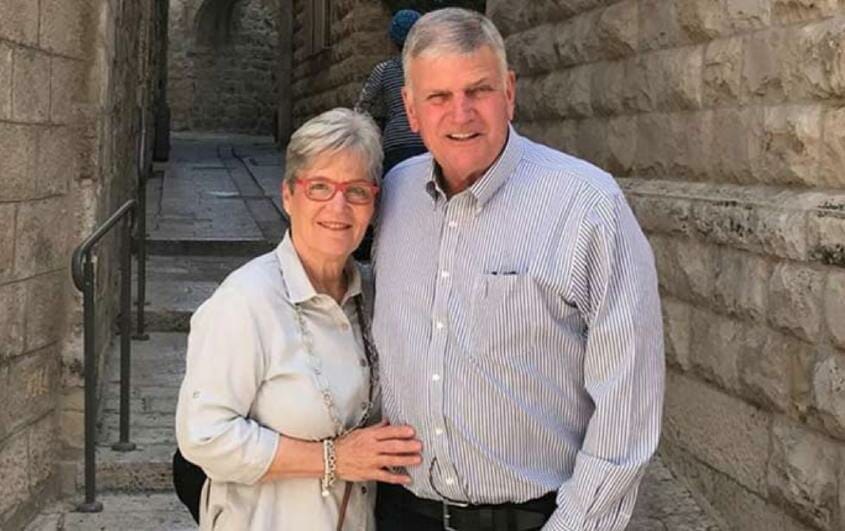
<box><xmin>175</xmin><ymin>233</ymin><xmax>376</xmax><ymax>530</ymax></box>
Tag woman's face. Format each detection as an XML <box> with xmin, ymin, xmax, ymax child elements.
<box><xmin>282</xmin><ymin>149</ymin><xmax>375</xmax><ymax>265</ymax></box>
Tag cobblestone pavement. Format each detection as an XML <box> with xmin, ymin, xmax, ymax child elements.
<box><xmin>26</xmin><ymin>134</ymin><xmax>720</xmax><ymax>531</ymax></box>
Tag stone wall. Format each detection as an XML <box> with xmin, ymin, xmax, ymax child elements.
<box><xmin>489</xmin><ymin>1</ymin><xmax>845</xmax><ymax>529</ymax></box>
<box><xmin>168</xmin><ymin>0</ymin><xmax>279</xmax><ymax>134</ymax></box>
<box><xmin>0</xmin><ymin>0</ymin><xmax>160</xmax><ymax>528</ymax></box>
<box><xmin>291</xmin><ymin>0</ymin><xmax>392</xmax><ymax>127</ymax></box>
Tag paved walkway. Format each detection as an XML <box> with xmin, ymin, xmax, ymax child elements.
<box><xmin>27</xmin><ymin>133</ymin><xmax>720</xmax><ymax>530</ymax></box>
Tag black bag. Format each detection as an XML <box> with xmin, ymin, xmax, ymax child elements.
<box><xmin>172</xmin><ymin>448</ymin><xmax>206</xmax><ymax>524</ymax></box>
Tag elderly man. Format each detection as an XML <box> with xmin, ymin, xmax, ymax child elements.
<box><xmin>372</xmin><ymin>8</ymin><xmax>664</xmax><ymax>531</ymax></box>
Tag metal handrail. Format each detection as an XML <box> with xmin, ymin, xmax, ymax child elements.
<box><xmin>70</xmin><ymin>198</ymin><xmax>143</xmax><ymax>513</ymax></box>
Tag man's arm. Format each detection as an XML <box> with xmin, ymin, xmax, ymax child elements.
<box><xmin>545</xmin><ymin>192</ymin><xmax>665</xmax><ymax>531</ymax></box>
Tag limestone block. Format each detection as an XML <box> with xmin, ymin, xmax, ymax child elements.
<box><xmin>0</xmin><ymin>430</ymin><xmax>29</xmax><ymax>516</ymax></box>
<box><xmin>669</xmin><ymin>111</ymin><xmax>711</xmax><ymax>180</ymax></box>
<box><xmin>662</xmin><ymin>297</ymin><xmax>692</xmax><ymax>370</ymax></box>
<box><xmin>506</xmin><ymin>25</ymin><xmax>558</xmax><ymax>76</ymax></box>
<box><xmin>739</xmin><ymin>328</ymin><xmax>815</xmax><ymax>413</ymax></box>
<box><xmin>0</xmin><ymin>0</ymin><xmax>38</xmax><ymax>45</ymax></box>
<box><xmin>645</xmin><ymin>47</ymin><xmax>704</xmax><ymax>111</ymax></box>
<box><xmin>590</xmin><ymin>61</ymin><xmax>625</xmax><ymax>116</ymax></box>
<box><xmin>60</xmin><ymin>407</ymin><xmax>84</xmax><ymax>451</ymax></box>
<box><xmin>726</xmin><ymin>0</ymin><xmax>773</xmax><ymax>32</ymax></box>
<box><xmin>0</xmin><ymin>282</ymin><xmax>25</xmax><ymax>362</ymax></box>
<box><xmin>674</xmin><ymin>238</ymin><xmax>718</xmax><ymax>303</ymax></box>
<box><xmin>820</xmin><ymin>107</ymin><xmax>845</xmax><ymax>187</ymax></box>
<box><xmin>826</xmin><ymin>272</ymin><xmax>845</xmax><ymax>350</ymax></box>
<box><xmin>0</xmin><ymin>41</ymin><xmax>11</xmax><ymax>120</ymax></box>
<box><xmin>24</xmin><ymin>272</ymin><xmax>65</xmax><ymax>352</ymax></box>
<box><xmin>791</xmin><ymin>20</ymin><xmax>845</xmax><ymax>99</ymax></box>
<box><xmin>768</xmin><ymin>262</ymin><xmax>823</xmax><ymax>342</ymax></box>
<box><xmin>709</xmin><ymin>107</ymin><xmax>763</xmax><ymax>183</ymax></box>
<box><xmin>703</xmin><ymin>36</ymin><xmax>743</xmax><ymax>106</ymax></box>
<box><xmin>544</xmin><ymin>66</ymin><xmax>592</xmax><ymax>119</ymax></box>
<box><xmin>36</xmin><ymin>126</ymin><xmax>77</xmax><ymax>197</ymax></box>
<box><xmin>553</xmin><ymin>12</ymin><xmax>601</xmax><ymax>68</ymax></box>
<box><xmin>0</xmin><ymin>204</ymin><xmax>14</xmax><ymax>281</ymax></box>
<box><xmin>606</xmin><ymin>115</ymin><xmax>637</xmax><ymax>175</ymax></box>
<box><xmin>575</xmin><ymin>118</ymin><xmax>607</xmax><ymax>169</ymax></box>
<box><xmin>808</xmin><ymin>200</ymin><xmax>845</xmax><ymax>267</ymax></box>
<box><xmin>628</xmin><ymin>194</ymin><xmax>691</xmax><ymax>236</ymax></box>
<box><xmin>773</xmin><ymin>0</ymin><xmax>838</xmax><ymax>24</ymax></box>
<box><xmin>40</xmin><ymin>0</ymin><xmax>85</xmax><ymax>58</ymax></box>
<box><xmin>689</xmin><ymin>308</ymin><xmax>748</xmax><ymax>390</ymax></box>
<box><xmin>621</xmin><ymin>57</ymin><xmax>655</xmax><ymax>113</ymax></box>
<box><xmin>12</xmin><ymin>48</ymin><xmax>50</xmax><ymax>123</ymax></box>
<box><xmin>14</xmin><ymin>197</ymin><xmax>69</xmax><ymax>278</ymax></box>
<box><xmin>0</xmin><ymin>123</ymin><xmax>37</xmax><ymax>202</ymax></box>
<box><xmin>769</xmin><ymin>419</ymin><xmax>838</xmax><ymax>529</ymax></box>
<box><xmin>713</xmin><ymin>247</ymin><xmax>770</xmax><ymax>321</ymax></box>
<box><xmin>742</xmin><ymin>30</ymin><xmax>786</xmax><ymax>101</ymax></box>
<box><xmin>812</xmin><ymin>352</ymin><xmax>845</xmax><ymax>438</ymax></box>
<box><xmin>760</xmin><ymin>105</ymin><xmax>823</xmax><ymax>186</ymax></box>
<box><xmin>663</xmin><ymin>371</ymin><xmax>770</xmax><ymax>494</ymax></box>
<box><xmin>677</xmin><ymin>0</ymin><xmax>726</xmax><ymax>43</ymax></box>
<box><xmin>648</xmin><ymin>234</ymin><xmax>676</xmax><ymax>294</ymax></box>
<box><xmin>515</xmin><ymin>77</ymin><xmax>544</xmax><ymax>122</ymax></box>
<box><xmin>488</xmin><ymin>2</ymin><xmax>541</xmax><ymax>36</ymax></box>
<box><xmin>638</xmin><ymin>0</ymin><xmax>681</xmax><ymax>52</ymax></box>
<box><xmin>595</xmin><ymin>0</ymin><xmax>637</xmax><ymax>59</ymax></box>
<box><xmin>50</xmin><ymin>58</ymin><xmax>85</xmax><ymax>124</ymax></box>
<box><xmin>28</xmin><ymin>414</ymin><xmax>58</xmax><ymax>490</ymax></box>
<box><xmin>661</xmin><ymin>442</ymin><xmax>816</xmax><ymax>531</ymax></box>
<box><xmin>6</xmin><ymin>350</ymin><xmax>58</xmax><ymax>434</ymax></box>
<box><xmin>633</xmin><ymin>113</ymin><xmax>673</xmax><ymax>177</ymax></box>
<box><xmin>756</xmin><ymin>204</ymin><xmax>810</xmax><ymax>261</ymax></box>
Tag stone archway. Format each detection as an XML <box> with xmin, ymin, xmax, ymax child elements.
<box><xmin>168</xmin><ymin>0</ymin><xmax>281</xmax><ymax>134</ymax></box>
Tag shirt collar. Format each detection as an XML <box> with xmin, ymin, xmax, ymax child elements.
<box><xmin>275</xmin><ymin>231</ymin><xmax>363</xmax><ymax>305</ymax></box>
<box><xmin>424</xmin><ymin>125</ymin><xmax>523</xmax><ymax>209</ymax></box>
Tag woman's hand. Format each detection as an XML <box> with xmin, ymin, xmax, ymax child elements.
<box><xmin>334</xmin><ymin>420</ymin><xmax>422</xmax><ymax>484</ymax></box>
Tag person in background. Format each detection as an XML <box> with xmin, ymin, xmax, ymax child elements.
<box><xmin>353</xmin><ymin>9</ymin><xmax>427</xmax><ymax>261</ymax></box>
<box><xmin>372</xmin><ymin>8</ymin><xmax>665</xmax><ymax>531</ymax></box>
<box><xmin>175</xmin><ymin>108</ymin><xmax>422</xmax><ymax>530</ymax></box>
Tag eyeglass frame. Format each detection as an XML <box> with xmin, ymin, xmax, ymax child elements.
<box><xmin>293</xmin><ymin>177</ymin><xmax>380</xmax><ymax>205</ymax></box>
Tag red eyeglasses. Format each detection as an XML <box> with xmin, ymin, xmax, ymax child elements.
<box><xmin>294</xmin><ymin>178</ymin><xmax>379</xmax><ymax>205</ymax></box>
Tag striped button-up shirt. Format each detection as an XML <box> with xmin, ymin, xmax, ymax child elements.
<box><xmin>372</xmin><ymin>127</ymin><xmax>664</xmax><ymax>531</ymax></box>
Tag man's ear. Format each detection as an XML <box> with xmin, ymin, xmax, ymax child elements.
<box><xmin>281</xmin><ymin>181</ymin><xmax>292</xmax><ymax>217</ymax></box>
<box><xmin>505</xmin><ymin>70</ymin><xmax>516</xmax><ymax>121</ymax></box>
<box><xmin>402</xmin><ymin>86</ymin><xmax>420</xmax><ymax>133</ymax></box>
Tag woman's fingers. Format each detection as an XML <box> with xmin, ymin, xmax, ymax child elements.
<box><xmin>371</xmin><ymin>424</ymin><xmax>416</xmax><ymax>441</ymax></box>
<box><xmin>377</xmin><ymin>438</ymin><xmax>422</xmax><ymax>455</ymax></box>
<box><xmin>378</xmin><ymin>454</ymin><xmax>422</xmax><ymax>468</ymax></box>
<box><xmin>372</xmin><ymin>469</ymin><xmax>412</xmax><ymax>485</ymax></box>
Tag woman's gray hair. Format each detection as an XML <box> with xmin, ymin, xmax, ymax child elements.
<box><xmin>283</xmin><ymin>108</ymin><xmax>383</xmax><ymax>189</ymax></box>
<box><xmin>402</xmin><ymin>8</ymin><xmax>508</xmax><ymax>87</ymax></box>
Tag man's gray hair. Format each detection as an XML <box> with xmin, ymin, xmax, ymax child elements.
<box><xmin>402</xmin><ymin>8</ymin><xmax>508</xmax><ymax>86</ymax></box>
<box><xmin>283</xmin><ymin>108</ymin><xmax>383</xmax><ymax>189</ymax></box>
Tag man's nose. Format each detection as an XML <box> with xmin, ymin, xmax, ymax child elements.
<box><xmin>451</xmin><ymin>94</ymin><xmax>473</xmax><ymax>123</ymax></box>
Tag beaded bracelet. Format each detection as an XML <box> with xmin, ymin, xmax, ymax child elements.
<box><xmin>321</xmin><ymin>438</ymin><xmax>337</xmax><ymax>497</ymax></box>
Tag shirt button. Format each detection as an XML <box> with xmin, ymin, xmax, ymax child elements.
<box><xmin>360</xmin><ymin>359</ymin><xmax>368</xmax><ymax>367</ymax></box>
<box><xmin>361</xmin><ymin>485</ymin><xmax>368</xmax><ymax>494</ymax></box>
<box><xmin>435</xmin><ymin>427</ymin><xmax>444</xmax><ymax>436</ymax></box>
<box><xmin>435</xmin><ymin>321</ymin><xmax>445</xmax><ymax>330</ymax></box>
<box><xmin>440</xmin><ymin>271</ymin><xmax>450</xmax><ymax>279</ymax></box>
<box><xmin>448</xmin><ymin>221</ymin><xmax>457</xmax><ymax>228</ymax></box>
<box><xmin>432</xmin><ymin>374</ymin><xmax>441</xmax><ymax>382</ymax></box>
<box><xmin>445</xmin><ymin>477</ymin><xmax>455</xmax><ymax>486</ymax></box>
<box><xmin>192</xmin><ymin>391</ymin><xmax>200</xmax><ymax>399</ymax></box>
<box><xmin>340</xmin><ymin>323</ymin><xmax>350</xmax><ymax>330</ymax></box>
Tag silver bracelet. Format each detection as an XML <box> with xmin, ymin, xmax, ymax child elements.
<box><xmin>321</xmin><ymin>438</ymin><xmax>337</xmax><ymax>497</ymax></box>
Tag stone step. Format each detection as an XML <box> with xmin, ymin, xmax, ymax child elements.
<box><xmin>147</xmin><ymin>237</ymin><xmax>275</xmax><ymax>256</ymax></box>
<box><xmin>132</xmin><ymin>254</ymin><xmax>252</xmax><ymax>331</ymax></box>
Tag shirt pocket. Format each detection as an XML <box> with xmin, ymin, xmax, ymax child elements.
<box><xmin>469</xmin><ymin>273</ymin><xmax>581</xmax><ymax>364</ymax></box>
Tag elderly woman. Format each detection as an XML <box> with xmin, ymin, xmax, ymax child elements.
<box><xmin>175</xmin><ymin>108</ymin><xmax>422</xmax><ymax>530</ymax></box>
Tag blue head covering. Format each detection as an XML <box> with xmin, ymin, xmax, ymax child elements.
<box><xmin>389</xmin><ymin>9</ymin><xmax>421</xmax><ymax>48</ymax></box>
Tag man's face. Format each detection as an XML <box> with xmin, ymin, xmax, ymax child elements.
<box><xmin>403</xmin><ymin>45</ymin><xmax>515</xmax><ymax>191</ymax></box>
